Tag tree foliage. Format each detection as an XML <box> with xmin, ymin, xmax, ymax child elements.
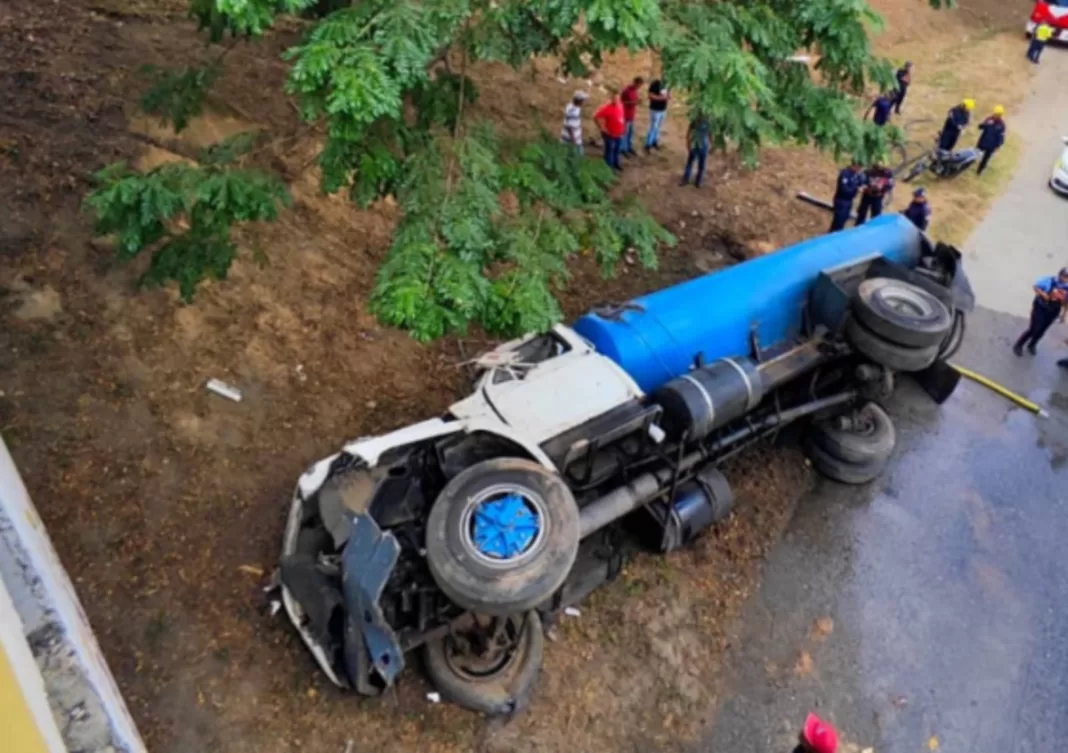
<box><xmin>87</xmin><ymin>0</ymin><xmax>951</xmax><ymax>338</ymax></box>
<box><xmin>85</xmin><ymin>135</ymin><xmax>290</xmax><ymax>300</ymax></box>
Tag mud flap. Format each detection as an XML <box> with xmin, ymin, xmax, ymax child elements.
<box><xmin>913</xmin><ymin>359</ymin><xmax>961</xmax><ymax>404</ymax></box>
<box><xmin>340</xmin><ymin>513</ymin><xmax>404</xmax><ymax>690</ymax></box>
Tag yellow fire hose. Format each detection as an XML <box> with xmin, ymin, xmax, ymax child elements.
<box><xmin>948</xmin><ymin>363</ymin><xmax>1049</xmax><ymax>418</ymax></box>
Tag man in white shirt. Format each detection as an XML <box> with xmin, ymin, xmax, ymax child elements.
<box><xmin>560</xmin><ymin>90</ymin><xmax>589</xmax><ymax>154</ymax></box>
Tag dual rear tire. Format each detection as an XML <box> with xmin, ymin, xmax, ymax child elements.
<box><xmin>847</xmin><ymin>278</ymin><xmax>953</xmax><ymax>372</ymax></box>
<box><xmin>805</xmin><ymin>402</ymin><xmax>896</xmax><ymax>485</ymax></box>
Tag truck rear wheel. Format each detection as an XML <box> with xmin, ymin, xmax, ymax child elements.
<box><xmin>853</xmin><ymin>278</ymin><xmax>953</xmax><ymax>348</ymax></box>
<box><xmin>808</xmin><ymin>402</ymin><xmax>896</xmax><ymax>466</ymax></box>
<box><xmin>846</xmin><ymin>318</ymin><xmax>940</xmax><ymax>372</ymax></box>
<box><xmin>425</xmin><ymin>458</ymin><xmax>579</xmax><ymax>616</ymax></box>
<box><xmin>803</xmin><ymin>437</ymin><xmax>888</xmax><ymax>485</ymax></box>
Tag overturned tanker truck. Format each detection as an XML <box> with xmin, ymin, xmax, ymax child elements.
<box><xmin>277</xmin><ymin>214</ymin><xmax>973</xmax><ymax>715</ymax></box>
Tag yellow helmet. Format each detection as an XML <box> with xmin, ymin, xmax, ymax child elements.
<box><xmin>962</xmin><ymin>98</ymin><xmax>976</xmax><ymax>110</ymax></box>
<box><xmin>993</xmin><ymin>105</ymin><xmax>1005</xmax><ymax>116</ymax></box>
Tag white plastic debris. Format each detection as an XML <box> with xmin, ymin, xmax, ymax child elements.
<box><xmin>563</xmin><ymin>606</ymin><xmax>581</xmax><ymax>618</ymax></box>
<box><xmin>206</xmin><ymin>378</ymin><xmax>242</xmax><ymax>402</ymax></box>
<box><xmin>295</xmin><ymin>364</ymin><xmax>307</xmax><ymax>383</ymax></box>
<box><xmin>426</xmin><ymin>692</ymin><xmax>442</xmax><ymax>703</ymax></box>
<box><xmin>269</xmin><ymin>600</ymin><xmax>282</xmax><ymax>617</ymax></box>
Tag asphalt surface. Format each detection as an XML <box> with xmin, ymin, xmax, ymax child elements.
<box><xmin>967</xmin><ymin>48</ymin><xmax>1068</xmax><ymax>315</ymax></box>
<box><xmin>700</xmin><ymin>54</ymin><xmax>1068</xmax><ymax>753</ymax></box>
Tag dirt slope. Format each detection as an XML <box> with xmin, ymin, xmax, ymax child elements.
<box><xmin>0</xmin><ymin>1</ymin><xmax>1030</xmax><ymax>752</ymax></box>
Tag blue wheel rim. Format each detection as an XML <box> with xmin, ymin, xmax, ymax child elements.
<box><xmin>471</xmin><ymin>492</ymin><xmax>541</xmax><ymax>560</ymax></box>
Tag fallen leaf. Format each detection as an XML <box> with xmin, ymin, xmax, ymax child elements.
<box><xmin>814</xmin><ymin>616</ymin><xmax>834</xmax><ymax>637</ymax></box>
<box><xmin>238</xmin><ymin>564</ymin><xmax>264</xmax><ymax>577</ymax></box>
<box><xmin>795</xmin><ymin>650</ymin><xmax>814</xmax><ymax>676</ymax></box>
<box><xmin>861</xmin><ymin>748</ymin><xmax>874</xmax><ymax>753</ymax></box>
<box><xmin>307</xmin><ymin>687</ymin><xmax>318</xmax><ymax>699</ymax></box>
<box><xmin>928</xmin><ymin>735</ymin><xmax>940</xmax><ymax>750</ymax></box>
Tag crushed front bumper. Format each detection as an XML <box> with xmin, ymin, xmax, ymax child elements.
<box><xmin>279</xmin><ymin>482</ymin><xmax>405</xmax><ymax>694</ymax></box>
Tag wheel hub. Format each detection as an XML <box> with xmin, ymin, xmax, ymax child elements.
<box><xmin>471</xmin><ymin>492</ymin><xmax>541</xmax><ymax>560</ymax></box>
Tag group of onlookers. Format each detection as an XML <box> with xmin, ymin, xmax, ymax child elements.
<box><xmin>560</xmin><ymin>76</ymin><xmax>714</xmax><ymax>188</ymax></box>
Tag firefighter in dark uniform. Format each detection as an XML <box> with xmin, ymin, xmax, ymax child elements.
<box><xmin>1013</xmin><ymin>268</ymin><xmax>1068</xmax><ymax>356</ymax></box>
<box><xmin>829</xmin><ymin>159</ymin><xmax>866</xmax><ymax>233</ymax></box>
<box><xmin>903</xmin><ymin>187</ymin><xmax>931</xmax><ymax>231</ymax></box>
<box><xmin>938</xmin><ymin>98</ymin><xmax>974</xmax><ymax>152</ymax></box>
<box><xmin>866</xmin><ymin>92</ymin><xmax>894</xmax><ymax>127</ymax></box>
<box><xmin>894</xmin><ymin>61</ymin><xmax>912</xmax><ymax>114</ymax></box>
<box><xmin>975</xmin><ymin>105</ymin><xmax>1006</xmax><ymax>176</ymax></box>
<box><xmin>856</xmin><ymin>162</ymin><xmax>894</xmax><ymax>225</ymax></box>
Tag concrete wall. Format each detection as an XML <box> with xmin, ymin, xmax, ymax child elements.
<box><xmin>0</xmin><ymin>437</ymin><xmax>146</xmax><ymax>753</ymax></box>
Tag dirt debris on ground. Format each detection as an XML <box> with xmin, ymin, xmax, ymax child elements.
<box><xmin>0</xmin><ymin>0</ymin><xmax>1030</xmax><ymax>752</ymax></box>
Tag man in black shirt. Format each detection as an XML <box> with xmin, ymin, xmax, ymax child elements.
<box><xmin>644</xmin><ymin>79</ymin><xmax>670</xmax><ymax>153</ymax></box>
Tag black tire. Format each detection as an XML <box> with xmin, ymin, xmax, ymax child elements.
<box><xmin>808</xmin><ymin>402</ymin><xmax>896</xmax><ymax>466</ymax></box>
<box><xmin>423</xmin><ymin>611</ymin><xmax>544</xmax><ymax>716</ymax></box>
<box><xmin>846</xmin><ymin>318</ymin><xmax>940</xmax><ymax>372</ymax></box>
<box><xmin>853</xmin><ymin>277</ymin><xmax>953</xmax><ymax>348</ymax></box>
<box><xmin>425</xmin><ymin>458</ymin><xmax>579</xmax><ymax>616</ymax></box>
<box><xmin>803</xmin><ymin>437</ymin><xmax>887</xmax><ymax>485</ymax></box>
<box><xmin>902</xmin><ymin>157</ymin><xmax>928</xmax><ymax>182</ymax></box>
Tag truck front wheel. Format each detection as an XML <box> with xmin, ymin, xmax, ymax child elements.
<box><xmin>425</xmin><ymin>458</ymin><xmax>580</xmax><ymax>616</ymax></box>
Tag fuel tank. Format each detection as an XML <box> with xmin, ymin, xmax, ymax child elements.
<box><xmin>573</xmin><ymin>214</ymin><xmax>924</xmax><ymax>393</ymax></box>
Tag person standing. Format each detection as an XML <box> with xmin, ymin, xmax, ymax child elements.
<box><xmin>679</xmin><ymin>114</ymin><xmax>711</xmax><ymax>188</ymax></box>
<box><xmin>1028</xmin><ymin>22</ymin><xmax>1054</xmax><ymax>64</ymax></box>
<box><xmin>1013</xmin><ymin>268</ymin><xmax>1068</xmax><ymax>356</ymax></box>
<box><xmin>903</xmin><ymin>187</ymin><xmax>931</xmax><ymax>231</ymax></box>
<box><xmin>938</xmin><ymin>98</ymin><xmax>974</xmax><ymax>152</ymax></box>
<box><xmin>560</xmin><ymin>90</ymin><xmax>589</xmax><ymax>154</ymax></box>
<box><xmin>894</xmin><ymin>61</ymin><xmax>912</xmax><ymax>114</ymax></box>
<box><xmin>856</xmin><ymin>162</ymin><xmax>894</xmax><ymax>225</ymax></box>
<box><xmin>620</xmin><ymin>76</ymin><xmax>644</xmax><ymax>157</ymax></box>
<box><xmin>644</xmin><ymin>79</ymin><xmax>670</xmax><ymax>153</ymax></box>
<box><xmin>594</xmin><ymin>92</ymin><xmax>626</xmax><ymax>171</ymax></box>
<box><xmin>828</xmin><ymin>159</ymin><xmax>866</xmax><ymax>232</ymax></box>
<box><xmin>866</xmin><ymin>92</ymin><xmax>894</xmax><ymax>127</ymax></box>
<box><xmin>975</xmin><ymin>105</ymin><xmax>1006</xmax><ymax>176</ymax></box>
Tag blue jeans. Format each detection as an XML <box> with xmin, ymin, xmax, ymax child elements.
<box><xmin>646</xmin><ymin>110</ymin><xmax>666</xmax><ymax>148</ymax></box>
<box><xmin>602</xmin><ymin>135</ymin><xmax>622</xmax><ymax>169</ymax></box>
<box><xmin>1028</xmin><ymin>38</ymin><xmax>1045</xmax><ymax>63</ymax></box>
<box><xmin>623</xmin><ymin>121</ymin><xmax>636</xmax><ymax>153</ymax></box>
<box><xmin>681</xmin><ymin>146</ymin><xmax>708</xmax><ymax>186</ymax></box>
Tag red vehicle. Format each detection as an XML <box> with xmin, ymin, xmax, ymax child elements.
<box><xmin>1029</xmin><ymin>1</ymin><xmax>1068</xmax><ymax>39</ymax></box>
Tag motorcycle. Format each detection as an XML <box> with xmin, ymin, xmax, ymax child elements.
<box><xmin>900</xmin><ymin>144</ymin><xmax>981</xmax><ymax>182</ymax></box>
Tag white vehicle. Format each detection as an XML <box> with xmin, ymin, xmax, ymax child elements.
<box><xmin>1051</xmin><ymin>136</ymin><xmax>1068</xmax><ymax>196</ymax></box>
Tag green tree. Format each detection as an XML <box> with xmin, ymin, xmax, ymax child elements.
<box><xmin>88</xmin><ymin>0</ymin><xmax>951</xmax><ymax>339</ymax></box>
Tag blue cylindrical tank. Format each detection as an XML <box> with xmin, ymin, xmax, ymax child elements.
<box><xmin>573</xmin><ymin>214</ymin><xmax>923</xmax><ymax>393</ymax></box>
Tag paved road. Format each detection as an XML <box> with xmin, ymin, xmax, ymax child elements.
<box><xmin>700</xmin><ymin>55</ymin><xmax>1068</xmax><ymax>753</ymax></box>
<box><xmin>966</xmin><ymin>52</ymin><xmax>1068</xmax><ymax>316</ymax></box>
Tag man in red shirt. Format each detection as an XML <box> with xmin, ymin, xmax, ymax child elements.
<box><xmin>620</xmin><ymin>76</ymin><xmax>644</xmax><ymax>157</ymax></box>
<box><xmin>594</xmin><ymin>93</ymin><xmax>626</xmax><ymax>171</ymax></box>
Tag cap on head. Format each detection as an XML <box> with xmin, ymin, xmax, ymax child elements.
<box><xmin>993</xmin><ymin>105</ymin><xmax>1005</xmax><ymax>116</ymax></box>
<box><xmin>802</xmin><ymin>714</ymin><xmax>839</xmax><ymax>753</ymax></box>
<box><xmin>963</xmin><ymin>98</ymin><xmax>976</xmax><ymax>110</ymax></box>
<box><xmin>905</xmin><ymin>60</ymin><xmax>913</xmax><ymax>68</ymax></box>
<box><xmin>573</xmin><ymin>90</ymin><xmax>589</xmax><ymax>102</ymax></box>
<box><xmin>914</xmin><ymin>187</ymin><xmax>927</xmax><ymax>198</ymax></box>
<box><xmin>1059</xmin><ymin>267</ymin><xmax>1068</xmax><ymax>279</ymax></box>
